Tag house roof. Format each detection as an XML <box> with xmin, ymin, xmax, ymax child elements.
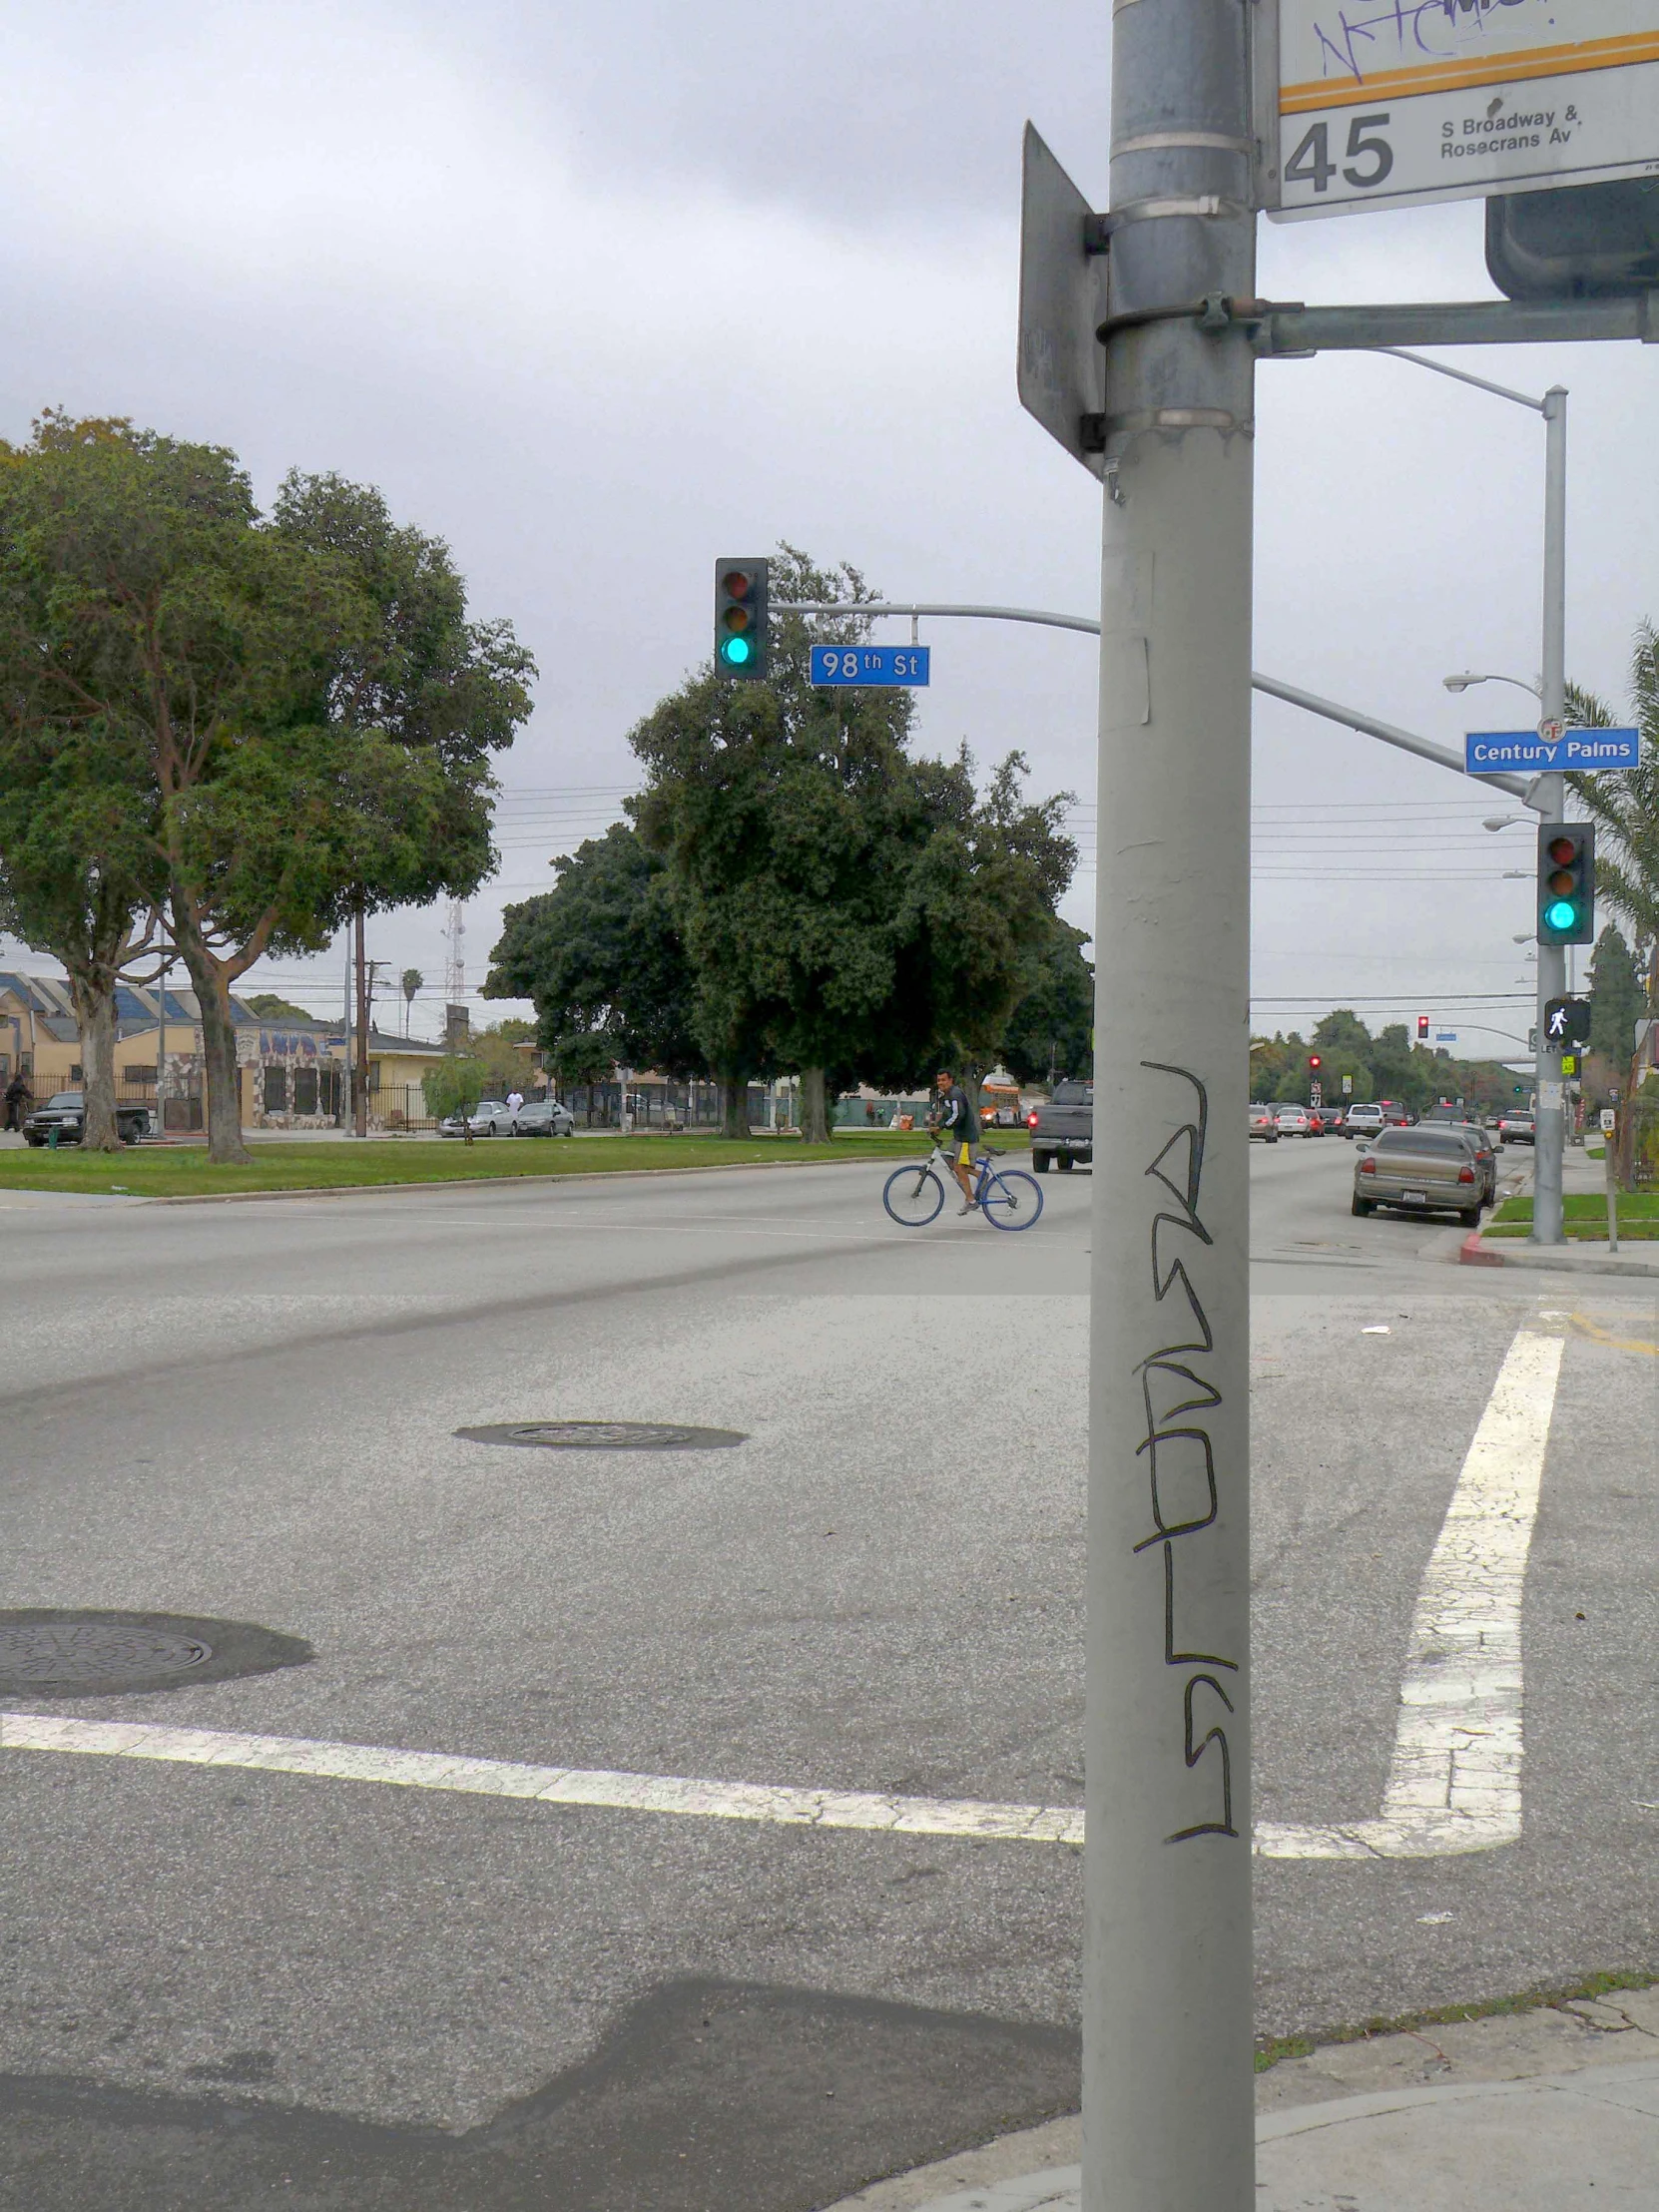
<box><xmin>366</xmin><ymin>1030</ymin><xmax>445</xmax><ymax>1057</ymax></box>
<box><xmin>0</xmin><ymin>972</ymin><xmax>302</xmax><ymax>1031</ymax></box>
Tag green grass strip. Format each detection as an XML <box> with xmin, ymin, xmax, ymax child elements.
<box><xmin>0</xmin><ymin>1130</ymin><xmax>1029</xmax><ymax>1200</ymax></box>
<box><xmin>1255</xmin><ymin>1967</ymin><xmax>1657</xmax><ymax>2072</ymax></box>
<box><xmin>1486</xmin><ymin>1190</ymin><xmax>1659</xmax><ymax>1240</ymax></box>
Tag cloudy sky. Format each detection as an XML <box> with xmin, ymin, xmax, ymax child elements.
<box><xmin>4</xmin><ymin>1</ymin><xmax>1654</xmax><ymax>1062</ymax></box>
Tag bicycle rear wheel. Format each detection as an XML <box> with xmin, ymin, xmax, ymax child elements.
<box><xmin>882</xmin><ymin>1163</ymin><xmax>945</xmax><ymax>1227</ymax></box>
<box><xmin>979</xmin><ymin>1167</ymin><xmax>1043</xmax><ymax>1231</ymax></box>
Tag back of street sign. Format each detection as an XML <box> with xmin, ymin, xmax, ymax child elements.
<box><xmin>1261</xmin><ymin>0</ymin><xmax>1659</xmax><ymax>220</ymax></box>
<box><xmin>1017</xmin><ymin>123</ymin><xmax>1108</xmax><ymax>478</ymax></box>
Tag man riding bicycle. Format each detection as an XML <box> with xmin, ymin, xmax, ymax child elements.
<box><xmin>929</xmin><ymin>1070</ymin><xmax>980</xmax><ymax>1214</ymax></box>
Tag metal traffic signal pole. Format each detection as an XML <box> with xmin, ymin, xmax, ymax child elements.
<box><xmin>1532</xmin><ymin>388</ymin><xmax>1568</xmax><ymax>1248</ymax></box>
<box><xmin>1087</xmin><ymin>0</ymin><xmax>1256</xmax><ymax>2202</ymax></box>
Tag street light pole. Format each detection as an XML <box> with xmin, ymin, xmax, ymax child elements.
<box><xmin>1532</xmin><ymin>387</ymin><xmax>1569</xmax><ymax>1246</ymax></box>
<box><xmin>1089</xmin><ymin>0</ymin><xmax>1256</xmax><ymax>2202</ymax></box>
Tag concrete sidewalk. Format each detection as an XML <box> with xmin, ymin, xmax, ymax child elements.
<box><xmin>1460</xmin><ymin>1143</ymin><xmax>1659</xmax><ymax>1277</ymax></box>
<box><xmin>826</xmin><ymin>1988</ymin><xmax>1659</xmax><ymax>2211</ymax></box>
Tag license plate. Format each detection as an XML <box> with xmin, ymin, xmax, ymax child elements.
<box><xmin>1402</xmin><ymin>1189</ymin><xmax>1428</xmax><ymax>1205</ymax></box>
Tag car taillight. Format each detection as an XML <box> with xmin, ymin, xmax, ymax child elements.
<box><xmin>1457</xmin><ymin>1165</ymin><xmax>1474</xmax><ymax>1183</ymax></box>
<box><xmin>1027</xmin><ymin>1111</ymin><xmax>1039</xmax><ymax>1128</ymax></box>
<box><xmin>1360</xmin><ymin>1157</ymin><xmax>1376</xmax><ymax>1174</ymax></box>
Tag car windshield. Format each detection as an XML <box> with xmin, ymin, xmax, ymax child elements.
<box><xmin>1373</xmin><ymin>1129</ymin><xmax>1470</xmax><ymax>1157</ymax></box>
<box><xmin>1050</xmin><ymin>1081</ymin><xmax>1092</xmax><ymax>1104</ymax></box>
<box><xmin>45</xmin><ymin>1093</ymin><xmax>83</xmax><ymax>1109</ymax></box>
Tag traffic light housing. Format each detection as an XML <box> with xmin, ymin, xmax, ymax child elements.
<box><xmin>1416</xmin><ymin>1015</ymin><xmax>1428</xmax><ymax>1042</ymax></box>
<box><xmin>1486</xmin><ymin>179</ymin><xmax>1659</xmax><ymax>299</ymax></box>
<box><xmin>715</xmin><ymin>558</ymin><xmax>770</xmax><ymax>680</ymax></box>
<box><xmin>1537</xmin><ymin>823</ymin><xmax>1595</xmax><ymax>944</ymax></box>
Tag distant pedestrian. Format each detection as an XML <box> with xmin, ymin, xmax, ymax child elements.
<box><xmin>3</xmin><ymin>1072</ymin><xmax>29</xmax><ymax>1132</ymax></box>
<box><xmin>507</xmin><ymin>1087</ymin><xmax>524</xmax><ymax>1127</ymax></box>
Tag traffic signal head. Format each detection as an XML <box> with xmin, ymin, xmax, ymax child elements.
<box><xmin>1416</xmin><ymin>1015</ymin><xmax>1428</xmax><ymax>1042</ymax></box>
<box><xmin>1308</xmin><ymin>1054</ymin><xmax>1321</xmax><ymax>1070</ymax></box>
<box><xmin>715</xmin><ymin>558</ymin><xmax>770</xmax><ymax>680</ymax></box>
<box><xmin>1536</xmin><ymin>822</ymin><xmax>1595</xmax><ymax>944</ymax></box>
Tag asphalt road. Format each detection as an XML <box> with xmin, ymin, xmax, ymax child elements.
<box><xmin>0</xmin><ymin>1138</ymin><xmax>1653</xmax><ymax>2209</ymax></box>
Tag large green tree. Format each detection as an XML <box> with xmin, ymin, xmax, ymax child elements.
<box><xmin>0</xmin><ymin>415</ymin><xmax>167</xmax><ymax>1150</ymax></box>
<box><xmin>484</xmin><ymin>822</ymin><xmax>701</xmax><ymax>1079</ymax></box>
<box><xmin>272</xmin><ymin>472</ymin><xmax>534</xmax><ymax>1132</ymax></box>
<box><xmin>1569</xmin><ymin>630</ymin><xmax>1659</xmax><ymax>1019</ymax></box>
<box><xmin>0</xmin><ymin>420</ymin><xmax>532</xmax><ymax>1163</ymax></box>
<box><xmin>1000</xmin><ymin>916</ymin><xmax>1094</xmax><ymax>1087</ymax></box>
<box><xmin>1368</xmin><ymin>1023</ymin><xmax>1433</xmax><ymax>1112</ymax></box>
<box><xmin>1587</xmin><ymin>923</ymin><xmax>1644</xmax><ymax>1063</ymax></box>
<box><xmin>629</xmin><ymin>547</ymin><xmax>1075</xmax><ymax>1140</ymax></box>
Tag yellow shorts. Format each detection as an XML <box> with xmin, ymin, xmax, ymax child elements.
<box><xmin>958</xmin><ymin>1143</ymin><xmax>974</xmax><ymax>1166</ymax></box>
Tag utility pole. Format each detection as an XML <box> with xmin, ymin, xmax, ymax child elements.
<box><xmin>353</xmin><ymin>911</ymin><xmax>370</xmax><ymax>1139</ymax></box>
<box><xmin>1532</xmin><ymin>387</ymin><xmax>1569</xmax><ymax>1247</ymax></box>
<box><xmin>1088</xmin><ymin>0</ymin><xmax>1256</xmax><ymax>2202</ymax></box>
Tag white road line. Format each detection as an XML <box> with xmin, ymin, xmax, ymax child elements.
<box><xmin>1257</xmin><ymin>1325</ymin><xmax>1563</xmax><ymax>1860</ymax></box>
<box><xmin>0</xmin><ymin>1327</ymin><xmax>1564</xmax><ymax>1864</ymax></box>
<box><xmin>0</xmin><ymin>1714</ymin><xmax>1085</xmax><ymax>1845</ymax></box>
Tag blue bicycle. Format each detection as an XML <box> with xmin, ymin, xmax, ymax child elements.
<box><xmin>882</xmin><ymin>1141</ymin><xmax>1044</xmax><ymax>1231</ymax></box>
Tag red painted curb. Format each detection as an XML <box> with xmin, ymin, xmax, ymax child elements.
<box><xmin>1459</xmin><ymin>1230</ymin><xmax>1506</xmax><ymax>1268</ymax></box>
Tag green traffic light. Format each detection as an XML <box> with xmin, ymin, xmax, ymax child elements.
<box><xmin>721</xmin><ymin>634</ymin><xmax>752</xmax><ymax>666</ymax></box>
<box><xmin>1544</xmin><ymin>897</ymin><xmax>1577</xmax><ymax>932</ymax></box>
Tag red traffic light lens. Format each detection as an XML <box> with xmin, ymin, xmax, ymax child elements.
<box><xmin>724</xmin><ymin>570</ymin><xmax>752</xmax><ymax>601</ymax></box>
<box><xmin>1545</xmin><ymin>834</ymin><xmax>1575</xmax><ymax>866</ymax></box>
<box><xmin>1309</xmin><ymin>1055</ymin><xmax>1322</xmax><ymax>1069</ymax></box>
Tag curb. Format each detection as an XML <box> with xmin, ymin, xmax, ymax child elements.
<box><xmin>1458</xmin><ymin>1230</ymin><xmax>1506</xmax><ymax>1268</ymax></box>
<box><xmin>1458</xmin><ymin>1231</ymin><xmax>1659</xmax><ymax>1279</ymax></box>
<box><xmin>123</xmin><ymin>1151</ymin><xmax>946</xmax><ymax>1207</ymax></box>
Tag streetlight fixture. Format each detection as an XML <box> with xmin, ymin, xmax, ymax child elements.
<box><xmin>1444</xmin><ymin>671</ymin><xmax>1543</xmax><ymax>701</ymax></box>
<box><xmin>1483</xmin><ymin>814</ymin><xmax>1526</xmax><ymax>831</ymax></box>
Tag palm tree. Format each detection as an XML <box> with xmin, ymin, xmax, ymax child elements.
<box><xmin>1567</xmin><ymin>621</ymin><xmax>1659</xmax><ymax>1014</ymax></box>
<box><xmin>400</xmin><ymin>967</ymin><xmax>423</xmax><ymax>1038</ymax></box>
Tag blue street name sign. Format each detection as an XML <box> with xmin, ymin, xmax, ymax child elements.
<box><xmin>810</xmin><ymin>644</ymin><xmax>930</xmax><ymax>688</ymax></box>
<box><xmin>1465</xmin><ymin>727</ymin><xmax>1640</xmax><ymax>774</ymax></box>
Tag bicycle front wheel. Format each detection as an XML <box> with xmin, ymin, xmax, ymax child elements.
<box><xmin>979</xmin><ymin>1167</ymin><xmax>1044</xmax><ymax>1231</ymax></box>
<box><xmin>882</xmin><ymin>1163</ymin><xmax>945</xmax><ymax>1227</ymax></box>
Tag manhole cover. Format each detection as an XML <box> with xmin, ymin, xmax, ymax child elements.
<box><xmin>0</xmin><ymin>1611</ymin><xmax>313</xmax><ymax>1698</ymax></box>
<box><xmin>456</xmin><ymin>1420</ymin><xmax>748</xmax><ymax>1451</ymax></box>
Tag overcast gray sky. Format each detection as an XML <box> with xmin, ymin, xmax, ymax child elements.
<box><xmin>4</xmin><ymin>1</ymin><xmax>1654</xmax><ymax>1062</ymax></box>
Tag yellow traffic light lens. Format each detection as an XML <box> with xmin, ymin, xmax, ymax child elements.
<box><xmin>1547</xmin><ymin>867</ymin><xmax>1574</xmax><ymax>897</ymax></box>
<box><xmin>722</xmin><ymin>606</ymin><xmax>751</xmax><ymax>634</ymax></box>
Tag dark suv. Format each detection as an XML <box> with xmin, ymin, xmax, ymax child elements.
<box><xmin>23</xmin><ymin>1091</ymin><xmax>151</xmax><ymax>1146</ymax></box>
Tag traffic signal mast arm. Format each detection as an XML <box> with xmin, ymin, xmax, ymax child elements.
<box><xmin>773</xmin><ymin>600</ymin><xmax>1535</xmax><ymax>800</ymax></box>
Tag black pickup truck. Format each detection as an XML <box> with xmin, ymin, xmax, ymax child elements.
<box><xmin>1026</xmin><ymin>1079</ymin><xmax>1092</xmax><ymax>1173</ymax></box>
<box><xmin>23</xmin><ymin>1091</ymin><xmax>152</xmax><ymax>1146</ymax></box>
